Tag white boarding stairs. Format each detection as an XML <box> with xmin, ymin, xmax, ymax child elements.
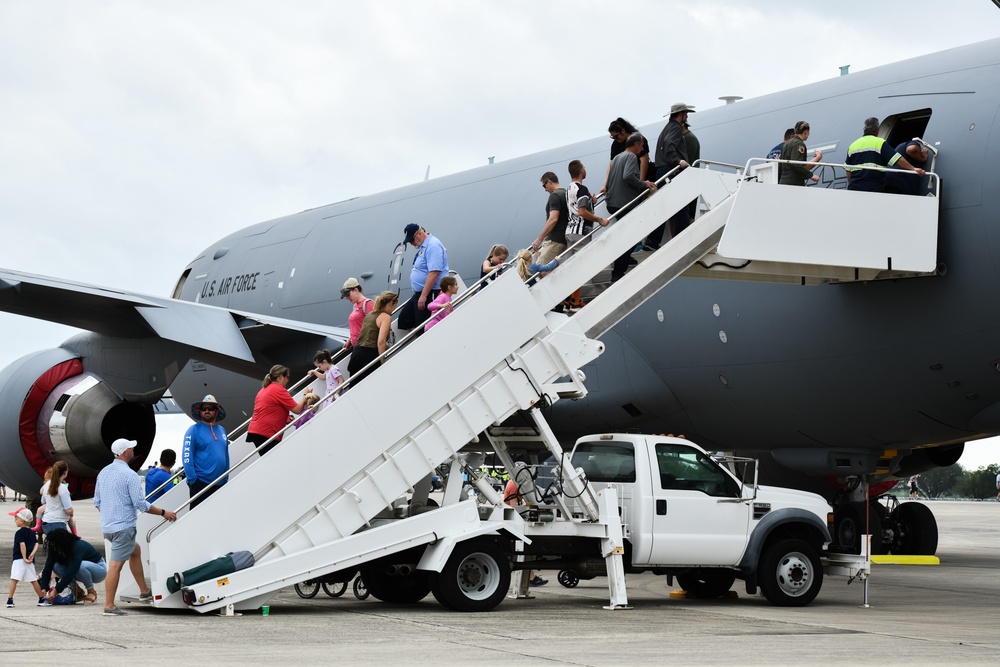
<box><xmin>136</xmin><ymin>159</ymin><xmax>938</xmax><ymax>613</ymax></box>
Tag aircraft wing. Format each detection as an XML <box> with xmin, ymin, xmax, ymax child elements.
<box><xmin>0</xmin><ymin>268</ymin><xmax>348</xmax><ymax>363</ymax></box>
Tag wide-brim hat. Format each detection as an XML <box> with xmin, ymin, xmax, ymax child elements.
<box><xmin>191</xmin><ymin>394</ymin><xmax>226</xmax><ymax>421</ymax></box>
<box><xmin>668</xmin><ymin>102</ymin><xmax>696</xmax><ymax>115</ymax></box>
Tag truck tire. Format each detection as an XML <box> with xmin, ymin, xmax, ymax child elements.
<box><xmin>758</xmin><ymin>538</ymin><xmax>823</xmax><ymax>607</ymax></box>
<box><xmin>430</xmin><ymin>538</ymin><xmax>510</xmax><ymax>612</ymax></box>
<box><xmin>888</xmin><ymin>502</ymin><xmax>938</xmax><ymax>555</ymax></box>
<box><xmin>676</xmin><ymin>569</ymin><xmax>737</xmax><ymax>598</ymax></box>
<box><xmin>360</xmin><ymin>567</ymin><xmax>431</xmax><ymax>604</ymax></box>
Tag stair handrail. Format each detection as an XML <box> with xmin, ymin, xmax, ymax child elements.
<box><xmin>746</xmin><ymin>157</ymin><xmax>940</xmax><ymax>196</ymax></box>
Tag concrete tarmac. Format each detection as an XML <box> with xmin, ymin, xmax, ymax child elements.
<box><xmin>2</xmin><ymin>499</ymin><xmax>998</xmax><ymax>666</ymax></box>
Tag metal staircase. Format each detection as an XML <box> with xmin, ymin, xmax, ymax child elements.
<box><xmin>132</xmin><ymin>159</ymin><xmax>940</xmax><ymax>613</ymax></box>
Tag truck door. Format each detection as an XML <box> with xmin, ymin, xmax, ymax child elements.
<box><xmin>643</xmin><ymin>442</ymin><xmax>751</xmax><ymax>566</ymax></box>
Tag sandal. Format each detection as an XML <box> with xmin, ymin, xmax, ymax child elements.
<box><xmin>83</xmin><ymin>591</ymin><xmax>98</xmax><ymax>604</ymax></box>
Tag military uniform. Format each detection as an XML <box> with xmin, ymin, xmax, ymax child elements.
<box><xmin>778</xmin><ymin>135</ymin><xmax>813</xmax><ymax>185</ymax></box>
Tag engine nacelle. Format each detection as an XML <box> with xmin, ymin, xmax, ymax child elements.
<box><xmin>0</xmin><ymin>348</ymin><xmax>154</xmax><ymax>498</ymax></box>
<box><xmin>891</xmin><ymin>444</ymin><xmax>965</xmax><ymax>478</ymax></box>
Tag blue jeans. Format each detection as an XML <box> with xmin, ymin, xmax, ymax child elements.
<box><xmin>54</xmin><ymin>558</ymin><xmax>107</xmax><ymax>590</ymax></box>
<box><xmin>42</xmin><ymin>522</ymin><xmax>68</xmax><ymax>535</ymax></box>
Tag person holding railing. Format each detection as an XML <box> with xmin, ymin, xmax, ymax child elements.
<box><xmin>601</xmin><ymin>117</ymin><xmax>651</xmax><ymax>195</ymax></box>
<box><xmin>886</xmin><ymin>139</ymin><xmax>930</xmax><ymax>195</ymax></box>
<box><xmin>308</xmin><ymin>349</ymin><xmax>344</xmax><ymax>409</ymax></box>
<box><xmin>606</xmin><ymin>132</ymin><xmax>657</xmax><ymax>283</ymax></box>
<box><xmin>424</xmin><ymin>276</ymin><xmax>459</xmax><ymax>332</ymax></box>
<box><xmin>399</xmin><ymin>224</ymin><xmax>448</xmax><ymax>331</ymax></box>
<box><xmin>481</xmin><ymin>244</ymin><xmax>509</xmax><ymax>281</ymax></box>
<box><xmin>647</xmin><ymin>103</ymin><xmax>695</xmax><ymax>247</ymax></box>
<box><xmin>183</xmin><ymin>395</ymin><xmax>230</xmax><ymax>507</ymax></box>
<box><xmin>346</xmin><ymin>291</ymin><xmax>399</xmax><ymax>386</ymax></box>
<box><xmin>247</xmin><ymin>366</ymin><xmax>310</xmax><ymax>457</ymax></box>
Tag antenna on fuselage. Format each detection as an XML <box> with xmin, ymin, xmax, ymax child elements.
<box><xmin>424</xmin><ymin>166</ymin><xmax>430</xmax><ymax>181</ymax></box>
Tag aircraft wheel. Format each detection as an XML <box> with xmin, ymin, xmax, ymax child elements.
<box><xmin>676</xmin><ymin>569</ymin><xmax>737</xmax><ymax>598</ymax></box>
<box><xmin>322</xmin><ymin>580</ymin><xmax>348</xmax><ymax>598</ymax></box>
<box><xmin>353</xmin><ymin>576</ymin><xmax>370</xmax><ymax>600</ymax></box>
<box><xmin>360</xmin><ymin>567</ymin><xmax>431</xmax><ymax>604</ymax></box>
<box><xmin>294</xmin><ymin>579</ymin><xmax>320</xmax><ymax>599</ymax></box>
<box><xmin>430</xmin><ymin>538</ymin><xmax>510</xmax><ymax>612</ymax></box>
<box><xmin>834</xmin><ymin>502</ymin><xmax>885</xmax><ymax>555</ymax></box>
<box><xmin>558</xmin><ymin>570</ymin><xmax>580</xmax><ymax>588</ymax></box>
<box><xmin>758</xmin><ymin>538</ymin><xmax>823</xmax><ymax>607</ymax></box>
<box><xmin>888</xmin><ymin>502</ymin><xmax>938</xmax><ymax>555</ymax></box>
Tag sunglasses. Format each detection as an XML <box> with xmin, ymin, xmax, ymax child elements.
<box><xmin>200</xmin><ymin>407</ymin><xmax>218</xmax><ymax>412</ymax></box>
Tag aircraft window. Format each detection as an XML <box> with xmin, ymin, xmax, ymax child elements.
<box><xmin>655</xmin><ymin>443</ymin><xmax>739</xmax><ymax>498</ymax></box>
<box><xmin>880</xmin><ymin>108</ymin><xmax>931</xmax><ymax>148</ymax></box>
<box><xmin>570</xmin><ymin>441</ymin><xmax>636</xmax><ymax>483</ymax></box>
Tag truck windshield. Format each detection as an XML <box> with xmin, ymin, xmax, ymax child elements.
<box><xmin>570</xmin><ymin>441</ymin><xmax>636</xmax><ymax>483</ymax></box>
<box><xmin>655</xmin><ymin>443</ymin><xmax>741</xmax><ymax>498</ymax></box>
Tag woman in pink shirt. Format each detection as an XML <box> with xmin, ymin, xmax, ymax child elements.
<box><xmin>247</xmin><ymin>365</ymin><xmax>310</xmax><ymax>456</ymax></box>
<box><xmin>341</xmin><ymin>277</ymin><xmax>374</xmax><ymax>350</ymax></box>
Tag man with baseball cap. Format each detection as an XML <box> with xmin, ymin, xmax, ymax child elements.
<box><xmin>182</xmin><ymin>395</ymin><xmax>229</xmax><ymax>510</ymax></box>
<box><xmin>94</xmin><ymin>438</ymin><xmax>177</xmax><ymax>616</ymax></box>
<box><xmin>399</xmin><ymin>223</ymin><xmax>449</xmax><ymax>331</ymax></box>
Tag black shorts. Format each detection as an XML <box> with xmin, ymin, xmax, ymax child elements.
<box><xmin>397</xmin><ymin>290</ymin><xmax>438</xmax><ymax>330</ymax></box>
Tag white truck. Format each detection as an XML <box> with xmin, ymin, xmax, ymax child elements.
<box><xmin>331</xmin><ymin>431</ymin><xmax>845</xmax><ymax>613</ymax></box>
<box><xmin>547</xmin><ymin>433</ymin><xmax>836</xmax><ymax>606</ymax></box>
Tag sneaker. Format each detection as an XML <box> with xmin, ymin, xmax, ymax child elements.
<box><xmin>37</xmin><ymin>597</ymin><xmax>52</xmax><ymax>607</ymax></box>
<box><xmin>5</xmin><ymin>598</ymin><xmax>13</xmax><ymax>608</ymax></box>
<box><xmin>528</xmin><ymin>576</ymin><xmax>548</xmax><ymax>587</ymax></box>
<box><xmin>138</xmin><ymin>590</ymin><xmax>153</xmax><ymax>601</ymax></box>
<box><xmin>103</xmin><ymin>606</ymin><xmax>127</xmax><ymax>616</ymax></box>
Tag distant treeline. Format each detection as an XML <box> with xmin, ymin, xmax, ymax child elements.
<box><xmin>900</xmin><ymin>462</ymin><xmax>999</xmax><ymax>499</ymax></box>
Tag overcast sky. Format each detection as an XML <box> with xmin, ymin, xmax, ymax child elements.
<box><xmin>2</xmin><ymin>1</ymin><xmax>999</xmax><ymax>470</ymax></box>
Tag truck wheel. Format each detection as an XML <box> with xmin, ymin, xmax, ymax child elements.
<box><xmin>360</xmin><ymin>568</ymin><xmax>431</xmax><ymax>604</ymax></box>
<box><xmin>888</xmin><ymin>502</ymin><xmax>938</xmax><ymax>555</ymax></box>
<box><xmin>758</xmin><ymin>538</ymin><xmax>823</xmax><ymax>607</ymax></box>
<box><xmin>431</xmin><ymin>538</ymin><xmax>510</xmax><ymax>612</ymax></box>
<box><xmin>294</xmin><ymin>579</ymin><xmax>320</xmax><ymax>599</ymax></box>
<box><xmin>676</xmin><ymin>569</ymin><xmax>737</xmax><ymax>598</ymax></box>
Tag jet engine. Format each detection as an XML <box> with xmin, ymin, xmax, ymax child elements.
<box><xmin>0</xmin><ymin>348</ymin><xmax>154</xmax><ymax>498</ymax></box>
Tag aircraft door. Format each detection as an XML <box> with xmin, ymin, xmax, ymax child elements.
<box><xmin>388</xmin><ymin>241</ymin><xmax>407</xmax><ymax>296</ymax></box>
<box><xmin>645</xmin><ymin>443</ymin><xmax>750</xmax><ymax>566</ymax></box>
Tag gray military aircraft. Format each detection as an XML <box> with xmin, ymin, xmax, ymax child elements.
<box><xmin>2</xmin><ymin>37</ymin><xmax>999</xmax><ymax>557</ymax></box>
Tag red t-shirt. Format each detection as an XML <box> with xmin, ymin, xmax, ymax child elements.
<box><xmin>248</xmin><ymin>382</ymin><xmax>298</xmax><ymax>439</ymax></box>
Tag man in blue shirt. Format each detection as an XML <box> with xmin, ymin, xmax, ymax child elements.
<box><xmin>183</xmin><ymin>395</ymin><xmax>230</xmax><ymax>510</ymax></box>
<box><xmin>144</xmin><ymin>449</ymin><xmax>176</xmax><ymax>502</ymax></box>
<box><xmin>95</xmin><ymin>438</ymin><xmax>177</xmax><ymax>615</ymax></box>
<box><xmin>399</xmin><ymin>223</ymin><xmax>449</xmax><ymax>330</ymax></box>
<box><xmin>766</xmin><ymin>128</ymin><xmax>796</xmax><ymax>160</ymax></box>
